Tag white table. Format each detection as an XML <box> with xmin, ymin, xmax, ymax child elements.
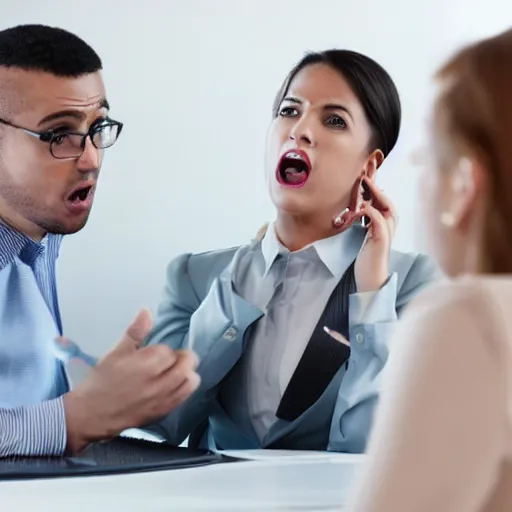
<box><xmin>0</xmin><ymin>450</ymin><xmax>365</xmax><ymax>511</ymax></box>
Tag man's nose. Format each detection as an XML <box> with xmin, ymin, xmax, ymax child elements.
<box><xmin>77</xmin><ymin>137</ymin><xmax>101</xmax><ymax>172</ymax></box>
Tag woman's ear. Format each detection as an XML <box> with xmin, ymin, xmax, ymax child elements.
<box><xmin>364</xmin><ymin>149</ymin><xmax>385</xmax><ymax>180</ymax></box>
<box><xmin>445</xmin><ymin>156</ymin><xmax>482</xmax><ymax>229</ymax></box>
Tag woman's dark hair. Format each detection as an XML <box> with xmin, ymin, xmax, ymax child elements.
<box><xmin>272</xmin><ymin>49</ymin><xmax>401</xmax><ymax>158</ymax></box>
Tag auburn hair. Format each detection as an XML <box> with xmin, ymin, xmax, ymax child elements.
<box><xmin>435</xmin><ymin>28</ymin><xmax>512</xmax><ymax>273</ymax></box>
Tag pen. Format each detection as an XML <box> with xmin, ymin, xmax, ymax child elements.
<box><xmin>54</xmin><ymin>336</ymin><xmax>98</xmax><ymax>367</ymax></box>
<box><xmin>323</xmin><ymin>326</ymin><xmax>350</xmax><ymax>347</ymax></box>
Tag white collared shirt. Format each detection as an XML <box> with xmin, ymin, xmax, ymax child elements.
<box><xmin>234</xmin><ymin>222</ymin><xmax>374</xmax><ymax>440</ymax></box>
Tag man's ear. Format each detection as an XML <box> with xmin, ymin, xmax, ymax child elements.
<box><xmin>364</xmin><ymin>149</ymin><xmax>385</xmax><ymax>181</ymax></box>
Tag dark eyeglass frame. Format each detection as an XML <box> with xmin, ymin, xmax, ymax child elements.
<box><xmin>0</xmin><ymin>116</ymin><xmax>124</xmax><ymax>159</ymax></box>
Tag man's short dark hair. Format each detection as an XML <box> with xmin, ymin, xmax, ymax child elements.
<box><xmin>0</xmin><ymin>24</ymin><xmax>102</xmax><ymax>77</ymax></box>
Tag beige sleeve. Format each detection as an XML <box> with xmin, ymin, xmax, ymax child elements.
<box><xmin>348</xmin><ymin>280</ymin><xmax>507</xmax><ymax>512</ymax></box>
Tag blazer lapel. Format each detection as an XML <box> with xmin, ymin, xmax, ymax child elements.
<box><xmin>264</xmin><ymin>365</ymin><xmax>347</xmax><ymax>450</ymax></box>
<box><xmin>216</xmin><ymin>241</ymin><xmax>266</xmax><ymax>333</ymax></box>
<box><xmin>188</xmin><ymin>242</ymin><xmax>265</xmax><ymax>448</ymax></box>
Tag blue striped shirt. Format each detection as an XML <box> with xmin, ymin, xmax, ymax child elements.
<box><xmin>0</xmin><ymin>222</ymin><xmax>68</xmax><ymax>457</ymax></box>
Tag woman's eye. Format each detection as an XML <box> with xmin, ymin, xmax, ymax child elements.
<box><xmin>279</xmin><ymin>107</ymin><xmax>299</xmax><ymax>117</ymax></box>
<box><xmin>326</xmin><ymin>115</ymin><xmax>346</xmax><ymax>128</ymax></box>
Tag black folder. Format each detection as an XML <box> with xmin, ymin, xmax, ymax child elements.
<box><xmin>0</xmin><ymin>436</ymin><xmax>237</xmax><ymax>480</ymax></box>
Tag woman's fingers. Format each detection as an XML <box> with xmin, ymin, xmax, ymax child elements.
<box><xmin>360</xmin><ymin>203</ymin><xmax>388</xmax><ymax>240</ymax></box>
<box><xmin>362</xmin><ymin>177</ymin><xmax>396</xmax><ymax>219</ymax></box>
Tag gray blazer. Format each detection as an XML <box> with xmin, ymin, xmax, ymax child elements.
<box><xmin>143</xmin><ymin>226</ymin><xmax>438</xmax><ymax>452</ymax></box>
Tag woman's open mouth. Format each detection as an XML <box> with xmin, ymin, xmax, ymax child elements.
<box><xmin>276</xmin><ymin>150</ymin><xmax>311</xmax><ymax>188</ymax></box>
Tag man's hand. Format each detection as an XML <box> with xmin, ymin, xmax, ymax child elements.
<box><xmin>63</xmin><ymin>309</ymin><xmax>200</xmax><ymax>454</ymax></box>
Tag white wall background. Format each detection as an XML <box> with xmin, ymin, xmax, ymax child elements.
<box><xmin>3</xmin><ymin>1</ymin><xmax>512</xmax><ymax>357</ymax></box>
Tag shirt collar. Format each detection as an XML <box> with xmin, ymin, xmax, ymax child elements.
<box><xmin>260</xmin><ymin>222</ymin><xmax>285</xmax><ymax>275</ymax></box>
<box><xmin>260</xmin><ymin>221</ymin><xmax>354</xmax><ymax>279</ymax></box>
<box><xmin>0</xmin><ymin>220</ymin><xmax>62</xmax><ymax>270</ymax></box>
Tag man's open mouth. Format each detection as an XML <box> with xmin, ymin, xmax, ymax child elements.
<box><xmin>67</xmin><ymin>184</ymin><xmax>93</xmax><ymax>203</ymax></box>
<box><xmin>276</xmin><ymin>150</ymin><xmax>311</xmax><ymax>187</ymax></box>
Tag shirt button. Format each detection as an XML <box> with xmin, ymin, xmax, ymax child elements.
<box><xmin>223</xmin><ymin>327</ymin><xmax>237</xmax><ymax>341</ymax></box>
<box><xmin>355</xmin><ymin>333</ymin><xmax>364</xmax><ymax>344</ymax></box>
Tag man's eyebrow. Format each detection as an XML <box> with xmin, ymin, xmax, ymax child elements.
<box><xmin>37</xmin><ymin>98</ymin><xmax>110</xmax><ymax>127</ymax></box>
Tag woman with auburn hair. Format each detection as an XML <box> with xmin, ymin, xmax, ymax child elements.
<box><xmin>349</xmin><ymin>27</ymin><xmax>512</xmax><ymax>512</ymax></box>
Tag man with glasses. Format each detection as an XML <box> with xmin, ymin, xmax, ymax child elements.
<box><xmin>0</xmin><ymin>24</ymin><xmax>200</xmax><ymax>457</ymax></box>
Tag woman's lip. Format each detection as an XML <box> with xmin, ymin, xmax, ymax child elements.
<box><xmin>277</xmin><ymin>148</ymin><xmax>312</xmax><ymax>172</ymax></box>
<box><xmin>275</xmin><ymin>148</ymin><xmax>312</xmax><ymax>188</ymax></box>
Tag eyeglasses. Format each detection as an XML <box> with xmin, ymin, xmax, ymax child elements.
<box><xmin>0</xmin><ymin>116</ymin><xmax>123</xmax><ymax>159</ymax></box>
